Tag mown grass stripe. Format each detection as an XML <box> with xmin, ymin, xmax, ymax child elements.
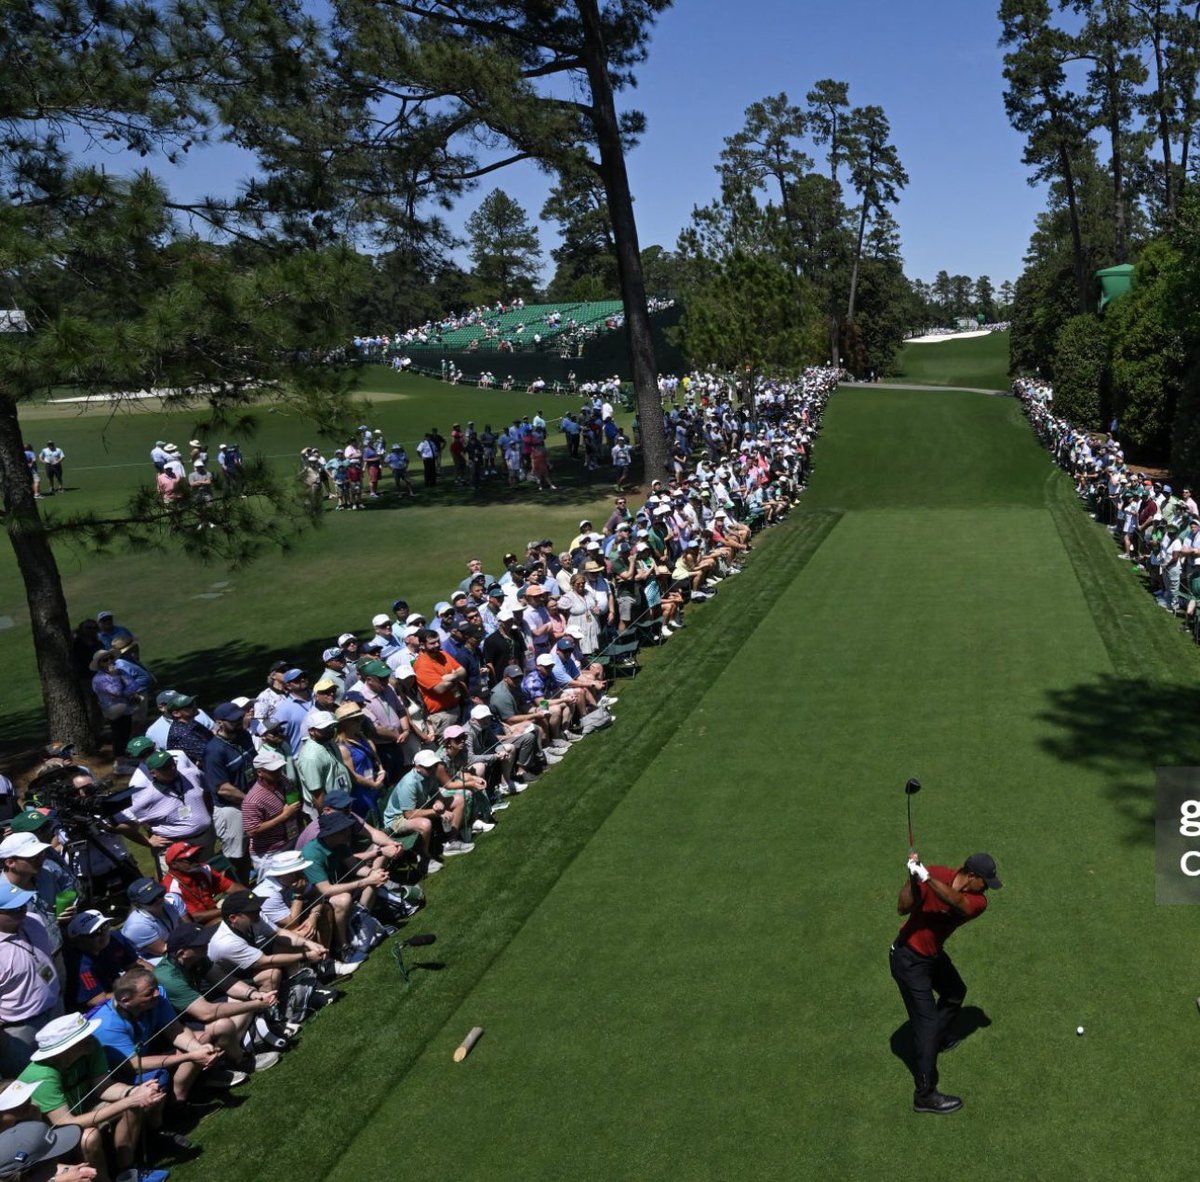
<box><xmin>180</xmin><ymin>507</ymin><xmax>842</xmax><ymax>1181</ymax></box>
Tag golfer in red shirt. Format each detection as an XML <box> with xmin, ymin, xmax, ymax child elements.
<box><xmin>890</xmin><ymin>852</ymin><xmax>1001</xmax><ymax>1115</ymax></box>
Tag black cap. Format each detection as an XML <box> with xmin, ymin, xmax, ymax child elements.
<box><xmin>220</xmin><ymin>890</ymin><xmax>263</xmax><ymax>916</ymax></box>
<box><xmin>963</xmin><ymin>852</ymin><xmax>1002</xmax><ymax>890</ymax></box>
<box><xmin>167</xmin><ymin>922</ymin><xmax>215</xmax><ymax>955</ymax></box>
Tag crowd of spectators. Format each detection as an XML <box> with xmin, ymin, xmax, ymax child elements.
<box><xmin>1017</xmin><ymin>377</ymin><xmax>1200</xmax><ymax>633</ymax></box>
<box><xmin>0</xmin><ymin>364</ymin><xmax>840</xmax><ymax>1178</ymax></box>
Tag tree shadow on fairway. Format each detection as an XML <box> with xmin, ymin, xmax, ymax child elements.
<box><xmin>889</xmin><ymin>1006</ymin><xmax>992</xmax><ymax>1080</ymax></box>
<box><xmin>1036</xmin><ymin>675</ymin><xmax>1200</xmax><ymax>847</ymax></box>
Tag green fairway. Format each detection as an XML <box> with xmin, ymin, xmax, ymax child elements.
<box><xmin>0</xmin><ymin>370</ymin><xmax>634</xmax><ymax>752</ymax></box>
<box><xmin>895</xmin><ymin>330</ymin><xmax>1011</xmax><ymax>390</ymax></box>
<box><xmin>176</xmin><ymin>385</ymin><xmax>1200</xmax><ymax>1180</ymax></box>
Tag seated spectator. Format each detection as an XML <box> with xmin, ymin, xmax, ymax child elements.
<box><xmin>466</xmin><ymin>702</ymin><xmax>546</xmax><ymax>791</ymax></box>
<box><xmin>436</xmin><ymin>727</ymin><xmax>497</xmax><ymax>837</ymax></box>
<box><xmin>19</xmin><ymin>1011</ymin><xmax>168</xmax><ymax>1182</ymax></box>
<box><xmin>0</xmin><ymin>1120</ymin><xmax>96</xmax><ymax>1182</ymax></box>
<box><xmin>118</xmin><ymin>879</ymin><xmax>184</xmax><ymax>965</ymax></box>
<box><xmin>0</xmin><ymin>880</ymin><xmax>64</xmax><ymax>1077</ymax></box>
<box><xmin>92</xmin><ymin>967</ymin><xmax>227</xmax><ymax>1112</ymax></box>
<box><xmin>206</xmin><ymin>892</ymin><xmax>332</xmax><ymax>1005</ymax></box>
<box><xmin>153</xmin><ymin>924</ymin><xmax>280</xmax><ymax>1077</ymax></box>
<box><xmin>62</xmin><ymin>912</ymin><xmax>140</xmax><ymax>1015</ymax></box>
<box><xmin>297</xmin><ymin>812</ymin><xmax>390</xmax><ymax>960</ymax></box>
<box><xmin>251</xmin><ymin>851</ymin><xmax>334</xmax><ymax>949</ymax></box>
<box><xmin>161</xmin><ymin>842</ymin><xmax>237</xmax><ymax>924</ymax></box>
<box><xmin>382</xmin><ymin>750</ymin><xmax>474</xmax><ymax>859</ymax></box>
<box><xmin>487</xmin><ymin>664</ymin><xmax>571</xmax><ymax>755</ymax></box>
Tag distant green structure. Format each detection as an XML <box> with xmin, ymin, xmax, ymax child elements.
<box><xmin>1096</xmin><ymin>263</ymin><xmax>1135</xmax><ymax>311</ymax></box>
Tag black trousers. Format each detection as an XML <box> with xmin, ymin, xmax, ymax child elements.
<box><xmin>889</xmin><ymin>941</ymin><xmax>965</xmax><ymax>1088</ymax></box>
<box><xmin>422</xmin><ymin>457</ymin><xmax>437</xmax><ymax>486</ymax></box>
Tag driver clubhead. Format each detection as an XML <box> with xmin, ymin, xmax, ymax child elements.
<box><xmin>905</xmin><ymin>778</ymin><xmax>922</xmax><ymax>795</ymax></box>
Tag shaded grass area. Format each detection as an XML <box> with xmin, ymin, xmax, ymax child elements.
<box><xmin>319</xmin><ymin>389</ymin><xmax>1200</xmax><ymax>1179</ymax></box>
<box><xmin>176</xmin><ymin>508</ymin><xmax>843</xmax><ymax>1181</ymax></box>
<box><xmin>895</xmin><ymin>331</ymin><xmax>1011</xmax><ymax>390</ymax></box>
<box><xmin>0</xmin><ymin>370</ymin><xmax>631</xmax><ymax>751</ymax></box>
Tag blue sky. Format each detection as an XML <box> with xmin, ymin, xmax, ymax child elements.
<box><xmin>143</xmin><ymin>0</ymin><xmax>1043</xmax><ymax>287</ymax></box>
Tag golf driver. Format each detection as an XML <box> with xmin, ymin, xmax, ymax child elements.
<box><xmin>905</xmin><ymin>777</ymin><xmax>922</xmax><ymax>852</ymax></box>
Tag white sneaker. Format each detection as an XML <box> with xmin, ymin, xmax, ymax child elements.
<box><xmin>549</xmin><ymin>740</ymin><xmax>571</xmax><ymax>752</ymax></box>
<box><xmin>599</xmin><ymin>695</ymin><xmax>619</xmax><ymax>706</ymax></box>
<box><xmin>472</xmin><ymin>819</ymin><xmax>497</xmax><ymax>834</ymax></box>
<box><xmin>544</xmin><ymin>749</ymin><xmax>565</xmax><ymax>764</ymax></box>
<box><xmin>510</xmin><ymin>779</ymin><xmax>529</xmax><ymax>792</ymax></box>
<box><xmin>442</xmin><ymin>841</ymin><xmax>475</xmax><ymax>856</ymax></box>
<box><xmin>491</xmin><ymin>800</ymin><xmax>510</xmax><ymax>811</ymax></box>
<box><xmin>425</xmin><ymin>858</ymin><xmax>444</xmax><ymax>874</ymax></box>
<box><xmin>659</xmin><ymin>628</ymin><xmax>670</xmax><ymax>640</ymax></box>
<box><xmin>250</xmin><ymin>1050</ymin><xmax>281</xmax><ymax>1072</ymax></box>
<box><xmin>332</xmin><ymin>959</ymin><xmax>363</xmax><ymax>977</ymax></box>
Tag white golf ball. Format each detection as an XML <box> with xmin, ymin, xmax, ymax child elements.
<box><xmin>1076</xmin><ymin>1026</ymin><xmax>1085</xmax><ymax>1035</ymax></box>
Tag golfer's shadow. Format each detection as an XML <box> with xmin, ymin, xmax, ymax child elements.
<box><xmin>889</xmin><ymin>1006</ymin><xmax>992</xmax><ymax>1078</ymax></box>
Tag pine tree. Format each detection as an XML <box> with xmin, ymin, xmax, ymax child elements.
<box><xmin>465</xmin><ymin>190</ymin><xmax>542</xmax><ymax>302</ymax></box>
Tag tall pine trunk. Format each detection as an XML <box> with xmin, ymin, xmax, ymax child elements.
<box><xmin>577</xmin><ymin>0</ymin><xmax>667</xmax><ymax>482</ymax></box>
<box><xmin>0</xmin><ymin>392</ymin><xmax>95</xmax><ymax>752</ymax></box>
<box><xmin>846</xmin><ymin>194</ymin><xmax>869</xmax><ymax>325</ymax></box>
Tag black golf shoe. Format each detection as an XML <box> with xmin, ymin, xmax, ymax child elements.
<box><xmin>913</xmin><ymin>1088</ymin><xmax>963</xmax><ymax>1114</ymax></box>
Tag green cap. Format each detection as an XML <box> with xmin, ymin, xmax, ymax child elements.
<box><xmin>126</xmin><ymin>736</ymin><xmax>156</xmax><ymax>758</ymax></box>
<box><xmin>360</xmin><ymin>659</ymin><xmax>392</xmax><ymax>678</ymax></box>
<box><xmin>166</xmin><ymin>693</ymin><xmax>196</xmax><ymax>710</ymax></box>
<box><xmin>9</xmin><ymin>810</ymin><xmax>51</xmax><ymax>833</ymax></box>
<box><xmin>145</xmin><ymin>749</ymin><xmax>175</xmax><ymax>770</ymax></box>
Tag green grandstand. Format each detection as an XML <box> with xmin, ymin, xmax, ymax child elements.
<box><xmin>407</xmin><ymin>300</ymin><xmax>626</xmax><ymax>353</ymax></box>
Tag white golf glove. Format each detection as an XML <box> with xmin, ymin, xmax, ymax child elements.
<box><xmin>907</xmin><ymin>857</ymin><xmax>930</xmax><ymax>882</ymax></box>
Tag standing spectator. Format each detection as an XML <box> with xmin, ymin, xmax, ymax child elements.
<box><xmin>241</xmin><ymin>749</ymin><xmax>304</xmax><ymax>877</ymax></box>
<box><xmin>611</xmin><ymin>435</ymin><xmax>632</xmax><ymax>492</ymax></box>
<box><xmin>385</xmin><ymin>443</ymin><xmax>416</xmax><ymax>497</ymax></box>
<box><xmin>293</xmin><ymin>713</ymin><xmax>352</xmax><ymax>818</ymax></box>
<box><xmin>0</xmin><ymin>879</ymin><xmax>63</xmax><ymax>1077</ymax></box>
<box><xmin>89</xmin><ymin>652</ymin><xmax>140</xmax><ymax>756</ymax></box>
<box><xmin>38</xmin><ymin>441</ymin><xmax>64</xmax><ymax>494</ymax></box>
<box><xmin>221</xmin><ymin>442</ymin><xmax>244</xmax><ymax>496</ymax></box>
<box><xmin>529</xmin><ymin>433</ymin><xmax>557</xmax><ymax>491</ymax></box>
<box><xmin>417</xmin><ymin>434</ymin><xmax>438</xmax><ymax>487</ymax></box>
<box><xmin>411</xmin><ymin>631</ymin><xmax>467</xmax><ymax>738</ymax></box>
<box><xmin>108</xmin><ymin>637</ymin><xmax>153</xmax><ymax>728</ymax></box>
<box><xmin>24</xmin><ymin>443</ymin><xmax>41</xmax><ymax>499</ymax></box>
<box><xmin>113</xmin><ymin>750</ymin><xmax>215</xmax><ymax>874</ymax></box>
<box><xmin>95</xmin><ymin>612</ymin><xmax>133</xmax><ymax>651</ymax></box>
<box><xmin>202</xmin><ymin>702</ymin><xmax>255</xmax><ymax>882</ymax></box>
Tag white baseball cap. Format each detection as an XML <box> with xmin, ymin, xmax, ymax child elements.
<box><xmin>413</xmin><ymin>750</ymin><xmax>441</xmax><ymax>768</ymax></box>
<box><xmin>469</xmin><ymin>705</ymin><xmax>493</xmax><ymax>721</ymax></box>
<box><xmin>307</xmin><ymin>711</ymin><xmax>337</xmax><ymax>731</ymax></box>
<box><xmin>0</xmin><ymin>833</ymin><xmax>50</xmax><ymax>859</ymax></box>
<box><xmin>372</xmin><ymin>613</ymin><xmax>391</xmax><ymax>627</ymax></box>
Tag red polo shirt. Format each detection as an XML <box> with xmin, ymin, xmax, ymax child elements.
<box><xmin>896</xmin><ymin>864</ymin><xmax>987</xmax><ymax>957</ymax></box>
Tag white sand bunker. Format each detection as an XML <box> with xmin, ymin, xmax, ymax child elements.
<box><xmin>905</xmin><ymin>329</ymin><xmax>995</xmax><ymax>344</ymax></box>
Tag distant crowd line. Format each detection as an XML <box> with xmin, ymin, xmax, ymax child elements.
<box><xmin>1018</xmin><ymin>377</ymin><xmax>1200</xmax><ymax>635</ymax></box>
